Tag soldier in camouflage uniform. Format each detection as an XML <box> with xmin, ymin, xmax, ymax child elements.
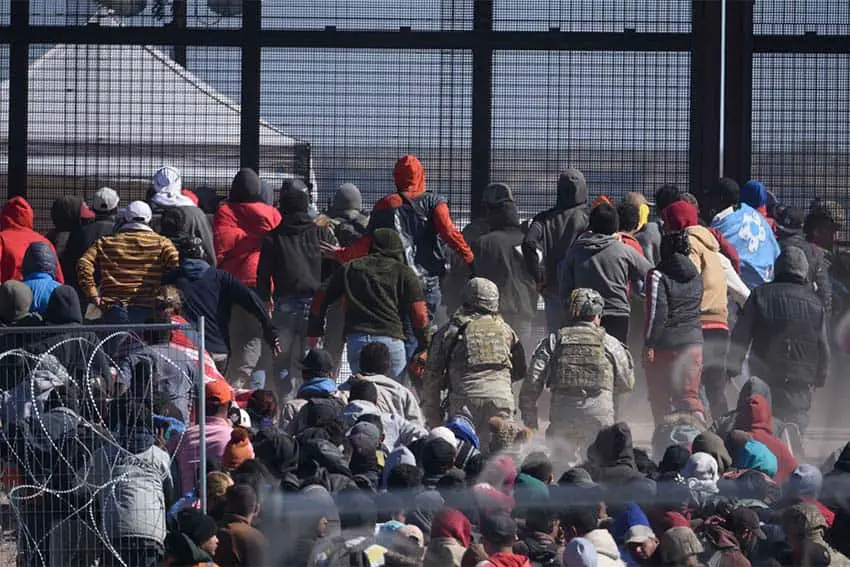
<box><xmin>421</xmin><ymin>277</ymin><xmax>526</xmax><ymax>449</ymax></box>
<box><xmin>519</xmin><ymin>288</ymin><xmax>635</xmax><ymax>457</ymax></box>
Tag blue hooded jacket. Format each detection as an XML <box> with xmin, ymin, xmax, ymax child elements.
<box><xmin>22</xmin><ymin>242</ymin><xmax>61</xmax><ymax>314</ymax></box>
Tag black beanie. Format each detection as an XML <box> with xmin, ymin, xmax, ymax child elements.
<box><xmin>230</xmin><ymin>167</ymin><xmax>262</xmax><ymax>203</ymax></box>
<box><xmin>279</xmin><ymin>189</ymin><xmax>310</xmax><ymax>215</ymax></box>
<box><xmin>421</xmin><ymin>438</ymin><xmax>456</xmax><ymax>476</ymax></box>
<box><xmin>173</xmin><ymin>508</ymin><xmax>217</xmax><ymax>546</ymax></box>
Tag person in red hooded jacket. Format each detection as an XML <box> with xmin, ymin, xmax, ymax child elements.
<box><xmin>213</xmin><ymin>168</ymin><xmax>282</xmax><ymax>386</ymax></box>
<box><xmin>322</xmin><ymin>156</ymin><xmax>474</xmax><ymax>341</ymax></box>
<box><xmin>0</xmin><ymin>197</ymin><xmax>64</xmax><ymax>284</ymax></box>
<box><xmin>734</xmin><ymin>394</ymin><xmax>797</xmax><ymax>483</ymax></box>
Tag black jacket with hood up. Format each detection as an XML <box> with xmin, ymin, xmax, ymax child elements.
<box><xmin>644</xmin><ymin>251</ymin><xmax>704</xmax><ymax>350</ymax></box>
<box><xmin>730</xmin><ymin>248</ymin><xmax>830</xmax><ymax>389</ymax></box>
<box><xmin>256</xmin><ymin>211</ymin><xmax>337</xmax><ymax>302</ymax></box>
<box><xmin>471</xmin><ymin>203</ymin><xmax>538</xmax><ymax>317</ymax></box>
<box><xmin>778</xmin><ymin>231</ymin><xmax>832</xmax><ymax>312</ymax></box>
<box><xmin>522</xmin><ymin>169</ymin><xmax>590</xmax><ymax>294</ymax></box>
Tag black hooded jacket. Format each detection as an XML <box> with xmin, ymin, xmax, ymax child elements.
<box><xmin>588</xmin><ymin>422</ymin><xmax>646</xmax><ymax>486</ymax></box>
<box><xmin>522</xmin><ymin>169</ymin><xmax>590</xmax><ymax>294</ymax></box>
<box><xmin>730</xmin><ymin>249</ymin><xmax>830</xmax><ymax>389</ymax></box>
<box><xmin>256</xmin><ymin>211</ymin><xmax>336</xmax><ymax>302</ymax></box>
<box><xmin>471</xmin><ymin>203</ymin><xmax>538</xmax><ymax>317</ymax></box>
<box><xmin>644</xmin><ymin>252</ymin><xmax>704</xmax><ymax>350</ymax></box>
<box><xmin>779</xmin><ymin>231</ymin><xmax>832</xmax><ymax>311</ymax></box>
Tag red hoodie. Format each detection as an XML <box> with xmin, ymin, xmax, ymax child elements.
<box><xmin>213</xmin><ymin>202</ymin><xmax>281</xmax><ymax>287</ymax></box>
<box><xmin>734</xmin><ymin>395</ymin><xmax>798</xmax><ymax>483</ymax></box>
<box><xmin>662</xmin><ymin>201</ymin><xmax>741</xmax><ymax>274</ymax></box>
<box><xmin>335</xmin><ymin>155</ymin><xmax>473</xmax><ymax>266</ymax></box>
<box><xmin>480</xmin><ymin>551</ymin><xmax>532</xmax><ymax>567</ymax></box>
<box><xmin>0</xmin><ymin>197</ymin><xmax>64</xmax><ymax>283</ymax></box>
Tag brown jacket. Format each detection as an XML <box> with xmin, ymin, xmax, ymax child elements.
<box><xmin>214</xmin><ymin>514</ymin><xmax>267</xmax><ymax>567</ymax></box>
<box><xmin>686</xmin><ymin>225</ymin><xmax>729</xmax><ymax>329</ymax></box>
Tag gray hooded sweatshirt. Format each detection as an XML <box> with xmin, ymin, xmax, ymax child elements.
<box><xmin>559</xmin><ymin>232</ymin><xmax>653</xmax><ymax>318</ymax></box>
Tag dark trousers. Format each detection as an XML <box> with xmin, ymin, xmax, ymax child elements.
<box><xmin>702</xmin><ymin>328</ymin><xmax>730</xmax><ymax>420</ymax></box>
<box><xmin>601</xmin><ymin>315</ymin><xmax>630</xmax><ymax>344</ymax></box>
<box><xmin>102</xmin><ymin>537</ymin><xmax>163</xmax><ymax>567</ymax></box>
<box><xmin>772</xmin><ymin>382</ymin><xmax>813</xmax><ymax>434</ymax></box>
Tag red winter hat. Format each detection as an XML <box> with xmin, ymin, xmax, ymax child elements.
<box><xmin>662</xmin><ymin>201</ymin><xmax>699</xmax><ymax>231</ymax></box>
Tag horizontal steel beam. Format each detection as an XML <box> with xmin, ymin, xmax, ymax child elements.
<box><xmin>0</xmin><ymin>25</ymin><xmax>691</xmax><ymax>51</ymax></box>
<box><xmin>755</xmin><ymin>34</ymin><xmax>850</xmax><ymax>53</ymax></box>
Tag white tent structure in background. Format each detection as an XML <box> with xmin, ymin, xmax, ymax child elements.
<box><xmin>0</xmin><ymin>42</ymin><xmax>312</xmax><ymax>203</ymax></box>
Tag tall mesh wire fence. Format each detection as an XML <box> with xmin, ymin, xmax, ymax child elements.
<box><xmin>0</xmin><ymin>322</ymin><xmax>211</xmax><ymax>567</ymax></box>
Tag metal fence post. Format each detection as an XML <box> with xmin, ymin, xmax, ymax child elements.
<box><xmin>723</xmin><ymin>0</ymin><xmax>754</xmax><ymax>185</ymax></box>
<box><xmin>8</xmin><ymin>0</ymin><xmax>30</xmax><ymax>198</ymax></box>
<box><xmin>240</xmin><ymin>0</ymin><xmax>262</xmax><ymax>172</ymax></box>
<box><xmin>197</xmin><ymin>316</ymin><xmax>207</xmax><ymax>513</ymax></box>
<box><xmin>689</xmin><ymin>0</ymin><xmax>723</xmax><ymax>209</ymax></box>
<box><xmin>470</xmin><ymin>0</ymin><xmax>494</xmax><ymax>218</ymax></box>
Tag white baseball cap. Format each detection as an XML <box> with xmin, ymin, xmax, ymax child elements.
<box><xmin>92</xmin><ymin>187</ymin><xmax>120</xmax><ymax>212</ymax></box>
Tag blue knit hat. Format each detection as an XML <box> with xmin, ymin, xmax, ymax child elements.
<box><xmin>741</xmin><ymin>180</ymin><xmax>768</xmax><ymax>209</ymax></box>
<box><xmin>735</xmin><ymin>439</ymin><xmax>778</xmax><ymax>478</ymax></box>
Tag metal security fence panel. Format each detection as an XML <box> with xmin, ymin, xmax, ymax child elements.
<box><xmin>750</xmin><ymin>53</ymin><xmax>850</xmax><ymax>239</ymax></box>
<box><xmin>0</xmin><ymin>321</ymin><xmax>211</xmax><ymax>567</ymax></box>
<box><xmin>261</xmin><ymin>0</ymin><xmax>473</xmax><ymax>30</ymax></box>
<box><xmin>9</xmin><ymin>42</ymin><xmax>302</xmax><ymax>231</ymax></box>
<box><xmin>261</xmin><ymin>48</ymin><xmax>473</xmax><ymax>216</ymax></box>
<box><xmin>755</xmin><ymin>0</ymin><xmax>850</xmax><ymax>35</ymax></box>
<box><xmin>28</xmin><ymin>0</ymin><xmax>244</xmax><ymax>27</ymax></box>
<box><xmin>490</xmin><ymin>50</ymin><xmax>691</xmax><ymax>220</ymax></box>
<box><xmin>492</xmin><ymin>0</ymin><xmax>691</xmax><ymax>32</ymax></box>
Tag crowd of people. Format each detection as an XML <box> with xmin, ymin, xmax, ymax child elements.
<box><xmin>0</xmin><ymin>157</ymin><xmax>848</xmax><ymax>567</ymax></box>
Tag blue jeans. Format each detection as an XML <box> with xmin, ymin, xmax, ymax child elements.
<box><xmin>103</xmin><ymin>304</ymin><xmax>153</xmax><ymax>325</ymax></box>
<box><xmin>347</xmin><ymin>333</ymin><xmax>408</xmax><ymax>382</ymax></box>
<box><xmin>404</xmin><ymin>275</ymin><xmax>442</xmax><ymax>359</ymax></box>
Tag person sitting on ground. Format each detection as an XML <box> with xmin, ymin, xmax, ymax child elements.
<box><xmin>0</xmin><ymin>196</ymin><xmax>65</xmax><ymax>283</ymax></box>
<box><xmin>279</xmin><ymin>348</ymin><xmax>346</xmax><ymax>434</ymax></box>
<box><xmin>343</xmin><ymin>379</ymin><xmax>428</xmax><ymax>450</ymax></box>
<box><xmin>659</xmin><ymin>527</ymin><xmax>704</xmax><ymax>567</ymax></box>
<box><xmin>21</xmin><ymin>242</ymin><xmax>62</xmax><ymax>314</ymax></box>
<box><xmin>477</xmin><ymin>513</ymin><xmax>531</xmax><ymax>567</ymax></box>
<box><xmin>340</xmin><ymin>342</ymin><xmax>424</xmax><ymax>426</ymax></box>
<box><xmin>163</xmin><ymin>508</ymin><xmax>220</xmax><ymax>567</ymax></box>
<box><xmin>781</xmin><ymin>502</ymin><xmax>850</xmax><ymax>565</ymax></box>
<box><xmin>215</xmin><ymin>484</ymin><xmax>268</xmax><ymax>567</ymax></box>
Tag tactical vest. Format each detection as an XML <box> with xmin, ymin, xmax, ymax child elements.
<box><xmin>452</xmin><ymin>315</ymin><xmax>512</xmax><ymax>373</ymax></box>
<box><xmin>548</xmin><ymin>324</ymin><xmax>612</xmax><ymax>393</ymax></box>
